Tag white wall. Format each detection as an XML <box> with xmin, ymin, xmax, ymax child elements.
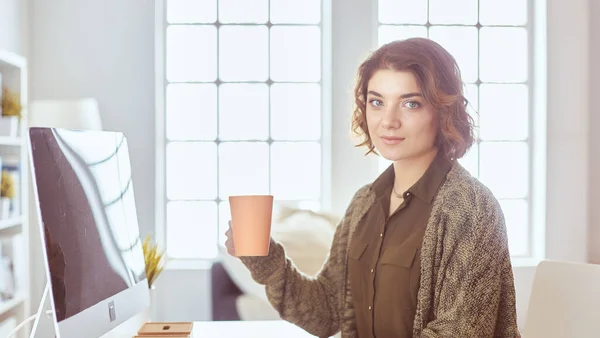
<box><xmin>0</xmin><ymin>0</ymin><xmax>24</xmax><ymax>54</ymax></box>
<box><xmin>589</xmin><ymin>0</ymin><xmax>600</xmax><ymax>265</ymax></box>
<box><xmin>544</xmin><ymin>0</ymin><xmax>590</xmax><ymax>263</ymax></box>
<box><xmin>23</xmin><ymin>0</ymin><xmax>598</xmax><ymax>331</ymax></box>
<box><xmin>25</xmin><ymin>0</ymin><xmax>158</xmax><ymax>324</ymax></box>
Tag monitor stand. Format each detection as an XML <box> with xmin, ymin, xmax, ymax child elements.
<box><xmin>20</xmin><ymin>281</ymin><xmax>191</xmax><ymax>338</ymax></box>
<box><xmin>30</xmin><ymin>281</ymin><xmax>58</xmax><ymax>338</ymax></box>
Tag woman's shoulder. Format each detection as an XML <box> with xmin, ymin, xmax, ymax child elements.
<box><xmin>345</xmin><ymin>183</ymin><xmax>377</xmax><ymax>213</ymax></box>
<box><xmin>433</xmin><ymin>162</ymin><xmax>511</xmax><ymax>259</ymax></box>
<box><xmin>436</xmin><ymin>162</ymin><xmax>504</xmax><ymax>227</ymax></box>
<box><xmin>328</xmin><ymin>184</ymin><xmax>377</xmax><ymax>238</ymax></box>
<box><xmin>443</xmin><ymin>162</ymin><xmax>500</xmax><ymax>207</ymax></box>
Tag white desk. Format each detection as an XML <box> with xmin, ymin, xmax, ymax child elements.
<box><xmin>187</xmin><ymin>321</ymin><xmax>317</xmax><ymax>337</ymax></box>
<box><xmin>105</xmin><ymin>319</ymin><xmax>319</xmax><ymax>338</ymax></box>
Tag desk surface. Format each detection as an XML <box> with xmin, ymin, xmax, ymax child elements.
<box><xmin>191</xmin><ymin>320</ymin><xmax>316</xmax><ymax>337</ymax></box>
<box><xmin>106</xmin><ymin>319</ymin><xmax>318</xmax><ymax>338</ymax></box>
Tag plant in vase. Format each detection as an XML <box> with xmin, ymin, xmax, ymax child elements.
<box><xmin>0</xmin><ymin>171</ymin><xmax>14</xmax><ymax>219</ymax></box>
<box><xmin>142</xmin><ymin>233</ymin><xmax>165</xmax><ymax>321</ymax></box>
<box><xmin>142</xmin><ymin>233</ymin><xmax>165</xmax><ymax>288</ymax></box>
<box><xmin>1</xmin><ymin>87</ymin><xmax>22</xmax><ymax>118</ymax></box>
<box><xmin>0</xmin><ymin>87</ymin><xmax>22</xmax><ymax>137</ymax></box>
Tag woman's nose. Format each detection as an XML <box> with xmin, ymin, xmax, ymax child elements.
<box><xmin>381</xmin><ymin>107</ymin><xmax>401</xmax><ymax>129</ymax></box>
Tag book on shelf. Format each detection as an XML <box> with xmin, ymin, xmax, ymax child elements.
<box><xmin>0</xmin><ymin>237</ymin><xmax>16</xmax><ymax>301</ymax></box>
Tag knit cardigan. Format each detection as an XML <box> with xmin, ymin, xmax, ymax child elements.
<box><xmin>240</xmin><ymin>163</ymin><xmax>521</xmax><ymax>338</ymax></box>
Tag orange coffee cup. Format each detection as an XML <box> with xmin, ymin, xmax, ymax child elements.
<box><xmin>229</xmin><ymin>195</ymin><xmax>273</xmax><ymax>256</ymax></box>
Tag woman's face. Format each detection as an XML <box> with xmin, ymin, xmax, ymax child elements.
<box><xmin>365</xmin><ymin>69</ymin><xmax>438</xmax><ymax>163</ymax></box>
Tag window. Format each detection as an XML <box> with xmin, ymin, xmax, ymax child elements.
<box><xmin>158</xmin><ymin>0</ymin><xmax>325</xmax><ymax>260</ymax></box>
<box><xmin>377</xmin><ymin>0</ymin><xmax>532</xmax><ymax>257</ymax></box>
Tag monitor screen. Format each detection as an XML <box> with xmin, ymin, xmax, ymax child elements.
<box><xmin>29</xmin><ymin>127</ymin><xmax>148</xmax><ymax>337</ymax></box>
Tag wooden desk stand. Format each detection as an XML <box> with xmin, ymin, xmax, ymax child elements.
<box><xmin>134</xmin><ymin>322</ymin><xmax>194</xmax><ymax>337</ymax></box>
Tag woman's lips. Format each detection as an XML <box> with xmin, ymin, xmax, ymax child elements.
<box><xmin>381</xmin><ymin>136</ymin><xmax>405</xmax><ymax>145</ymax></box>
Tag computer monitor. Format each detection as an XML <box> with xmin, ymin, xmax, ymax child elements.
<box><xmin>28</xmin><ymin>127</ymin><xmax>149</xmax><ymax>338</ymax></box>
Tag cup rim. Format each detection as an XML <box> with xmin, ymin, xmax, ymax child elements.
<box><xmin>228</xmin><ymin>194</ymin><xmax>274</xmax><ymax>198</ymax></box>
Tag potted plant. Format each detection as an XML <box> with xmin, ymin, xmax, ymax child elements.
<box><xmin>0</xmin><ymin>87</ymin><xmax>21</xmax><ymax>137</ymax></box>
<box><xmin>0</xmin><ymin>170</ymin><xmax>15</xmax><ymax>219</ymax></box>
<box><xmin>142</xmin><ymin>234</ymin><xmax>165</xmax><ymax>321</ymax></box>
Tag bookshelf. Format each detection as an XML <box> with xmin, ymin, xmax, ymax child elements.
<box><xmin>0</xmin><ymin>50</ymin><xmax>30</xmax><ymax>338</ymax></box>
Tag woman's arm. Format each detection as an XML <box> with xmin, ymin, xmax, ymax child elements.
<box><xmin>239</xmin><ymin>185</ymin><xmax>370</xmax><ymax>338</ymax></box>
<box><xmin>420</xmin><ymin>189</ymin><xmax>520</xmax><ymax>338</ymax></box>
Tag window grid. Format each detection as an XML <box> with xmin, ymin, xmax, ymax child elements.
<box><xmin>163</xmin><ymin>1</ymin><xmax>324</xmax><ymax>259</ymax></box>
<box><xmin>377</xmin><ymin>0</ymin><xmax>532</xmax><ymax>257</ymax></box>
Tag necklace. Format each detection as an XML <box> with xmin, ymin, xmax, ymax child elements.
<box><xmin>392</xmin><ymin>185</ymin><xmax>404</xmax><ymax>198</ymax></box>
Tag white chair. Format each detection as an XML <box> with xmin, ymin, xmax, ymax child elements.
<box><xmin>522</xmin><ymin>260</ymin><xmax>600</xmax><ymax>338</ymax></box>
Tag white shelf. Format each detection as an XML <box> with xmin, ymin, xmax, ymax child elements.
<box><xmin>0</xmin><ymin>52</ymin><xmax>26</xmax><ymax>69</ymax></box>
<box><xmin>0</xmin><ymin>216</ymin><xmax>22</xmax><ymax>233</ymax></box>
<box><xmin>0</xmin><ymin>294</ymin><xmax>26</xmax><ymax>317</ymax></box>
<box><xmin>0</xmin><ymin>50</ymin><xmax>29</xmax><ymax>337</ymax></box>
<box><xmin>0</xmin><ymin>137</ymin><xmax>21</xmax><ymax>146</ymax></box>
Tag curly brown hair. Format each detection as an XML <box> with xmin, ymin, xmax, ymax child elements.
<box><xmin>351</xmin><ymin>38</ymin><xmax>476</xmax><ymax>161</ymax></box>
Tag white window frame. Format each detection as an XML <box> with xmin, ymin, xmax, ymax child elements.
<box><xmin>154</xmin><ymin>0</ymin><xmax>333</xmax><ymax>265</ymax></box>
<box><xmin>155</xmin><ymin>0</ymin><xmax>546</xmax><ymax>268</ymax></box>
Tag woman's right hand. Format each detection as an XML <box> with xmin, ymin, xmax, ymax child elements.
<box><xmin>224</xmin><ymin>220</ymin><xmax>235</xmax><ymax>256</ymax></box>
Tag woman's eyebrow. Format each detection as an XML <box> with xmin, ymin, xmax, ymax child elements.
<box><xmin>367</xmin><ymin>90</ymin><xmax>423</xmax><ymax>99</ymax></box>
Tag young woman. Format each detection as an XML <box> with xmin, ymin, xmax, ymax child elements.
<box><xmin>225</xmin><ymin>38</ymin><xmax>520</xmax><ymax>338</ymax></box>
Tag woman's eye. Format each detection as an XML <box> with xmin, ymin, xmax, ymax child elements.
<box><xmin>404</xmin><ymin>101</ymin><xmax>421</xmax><ymax>109</ymax></box>
<box><xmin>369</xmin><ymin>99</ymin><xmax>383</xmax><ymax>107</ymax></box>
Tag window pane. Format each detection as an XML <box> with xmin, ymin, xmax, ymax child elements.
<box><xmin>458</xmin><ymin>142</ymin><xmax>479</xmax><ymax>177</ymax></box>
<box><xmin>500</xmin><ymin>199</ymin><xmax>529</xmax><ymax>256</ymax></box>
<box><xmin>480</xmin><ymin>0</ymin><xmax>527</xmax><ymax>26</ymax></box>
<box><xmin>480</xmin><ymin>27</ymin><xmax>528</xmax><ymax>83</ymax></box>
<box><xmin>428</xmin><ymin>0</ymin><xmax>478</xmax><ymax>25</ymax></box>
<box><xmin>479</xmin><ymin>84</ymin><xmax>528</xmax><ymax>141</ymax></box>
<box><xmin>379</xmin><ymin>158</ymin><xmax>393</xmax><ymax>174</ymax></box>
<box><xmin>218</xmin><ymin>142</ymin><xmax>270</xmax><ymax>198</ymax></box>
<box><xmin>218</xmin><ymin>0</ymin><xmax>268</xmax><ymax>24</ymax></box>
<box><xmin>166</xmin><ymin>142</ymin><xmax>217</xmax><ymax>199</ymax></box>
<box><xmin>166</xmin><ymin>84</ymin><xmax>217</xmax><ymax>141</ymax></box>
<box><xmin>271</xmin><ymin>142</ymin><xmax>321</xmax><ymax>200</ymax></box>
<box><xmin>270</xmin><ymin>26</ymin><xmax>321</xmax><ymax>82</ymax></box>
<box><xmin>464</xmin><ymin>83</ymin><xmax>479</xmax><ymax>135</ymax></box>
<box><xmin>271</xmin><ymin>83</ymin><xmax>321</xmax><ymax>140</ymax></box>
<box><xmin>219</xmin><ymin>83</ymin><xmax>269</xmax><ymax>140</ymax></box>
<box><xmin>480</xmin><ymin>141</ymin><xmax>528</xmax><ymax>199</ymax></box>
<box><xmin>270</xmin><ymin>0</ymin><xmax>320</xmax><ymax>24</ymax></box>
<box><xmin>219</xmin><ymin>26</ymin><xmax>268</xmax><ymax>82</ymax></box>
<box><xmin>218</xmin><ymin>201</ymin><xmax>231</xmax><ymax>246</ymax></box>
<box><xmin>378</xmin><ymin>0</ymin><xmax>427</xmax><ymax>24</ymax></box>
<box><xmin>167</xmin><ymin>25</ymin><xmax>217</xmax><ymax>82</ymax></box>
<box><xmin>167</xmin><ymin>0</ymin><xmax>216</xmax><ymax>23</ymax></box>
<box><xmin>167</xmin><ymin>201</ymin><xmax>217</xmax><ymax>259</ymax></box>
<box><xmin>464</xmin><ymin>84</ymin><xmax>479</xmax><ymax>110</ymax></box>
<box><xmin>429</xmin><ymin>26</ymin><xmax>478</xmax><ymax>83</ymax></box>
<box><xmin>378</xmin><ymin>25</ymin><xmax>427</xmax><ymax>46</ymax></box>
